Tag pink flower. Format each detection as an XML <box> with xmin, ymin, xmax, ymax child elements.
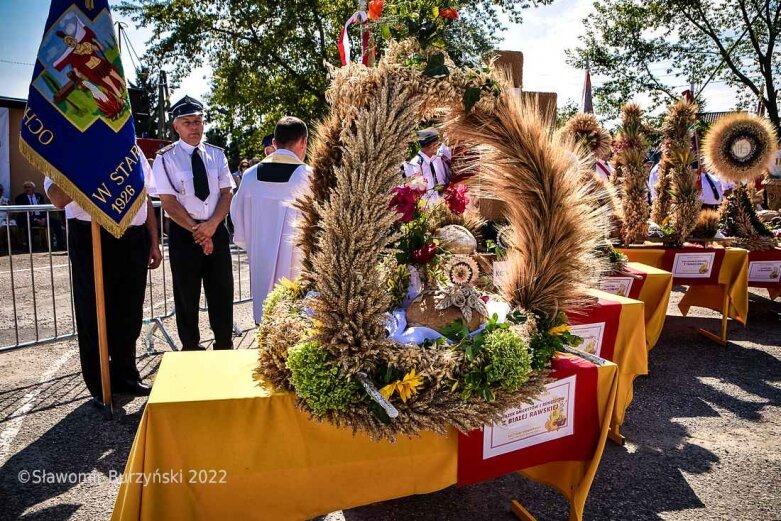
<box><xmin>411</xmin><ymin>243</ymin><xmax>437</xmax><ymax>264</ymax></box>
<box><xmin>390</xmin><ymin>185</ymin><xmax>424</xmax><ymax>223</ymax></box>
<box><xmin>443</xmin><ymin>183</ymin><xmax>469</xmax><ymax>214</ymax></box>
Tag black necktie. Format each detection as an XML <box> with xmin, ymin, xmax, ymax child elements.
<box><xmin>192</xmin><ymin>149</ymin><xmax>210</xmax><ymax>201</ymax></box>
<box><xmin>703</xmin><ymin>174</ymin><xmax>719</xmax><ymax>201</ymax></box>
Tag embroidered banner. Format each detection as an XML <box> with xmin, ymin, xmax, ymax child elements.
<box><xmin>661</xmin><ymin>247</ymin><xmax>726</xmax><ymax>285</ymax></box>
<box><xmin>457</xmin><ymin>355</ymin><xmax>599</xmax><ymax>485</ymax></box>
<box><xmin>20</xmin><ymin>0</ymin><xmax>145</xmax><ymax>238</ymax></box>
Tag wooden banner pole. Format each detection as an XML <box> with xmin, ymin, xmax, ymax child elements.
<box><xmin>91</xmin><ymin>220</ymin><xmax>113</xmax><ymax>417</ymax></box>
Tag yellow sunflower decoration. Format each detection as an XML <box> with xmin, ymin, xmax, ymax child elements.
<box><xmin>380</xmin><ymin>369</ymin><xmax>425</xmax><ymax>403</ymax></box>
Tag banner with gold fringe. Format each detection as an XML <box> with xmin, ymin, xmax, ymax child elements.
<box><xmin>20</xmin><ymin>0</ymin><xmax>145</xmax><ymax>238</ymax></box>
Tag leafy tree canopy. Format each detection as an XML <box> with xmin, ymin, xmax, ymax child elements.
<box><xmin>120</xmin><ymin>0</ymin><xmax>554</xmax><ymax>161</ymax></box>
<box><xmin>568</xmin><ymin>0</ymin><xmax>780</xmax><ymax>134</ymax></box>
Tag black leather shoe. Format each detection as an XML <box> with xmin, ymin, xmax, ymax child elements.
<box><xmin>115</xmin><ymin>380</ymin><xmax>152</xmax><ymax>396</ymax></box>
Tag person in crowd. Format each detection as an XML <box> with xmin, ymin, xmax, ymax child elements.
<box><xmin>45</xmin><ymin>156</ymin><xmax>162</xmax><ymax>404</ymax></box>
<box><xmin>645</xmin><ymin>157</ymin><xmax>658</xmax><ymax>205</ymax></box>
<box><xmin>231</xmin><ymin>117</ymin><xmax>311</xmax><ymax>324</ymax></box>
<box><xmin>700</xmin><ymin>169</ymin><xmax>732</xmax><ymax>210</ymax></box>
<box><xmin>595</xmin><ymin>154</ymin><xmax>614</xmax><ymax>181</ymax></box>
<box><xmin>0</xmin><ymin>184</ymin><xmax>16</xmax><ymax>227</ymax></box>
<box><xmin>438</xmin><ymin>142</ymin><xmax>453</xmax><ymax>178</ymax></box>
<box><xmin>15</xmin><ymin>180</ymin><xmax>65</xmax><ymax>250</ymax></box>
<box><xmin>232</xmin><ymin>158</ymin><xmax>250</xmax><ymax>188</ymax></box>
<box><xmin>403</xmin><ymin>128</ymin><xmax>449</xmax><ymax>201</ymax></box>
<box><xmin>262</xmin><ymin>134</ymin><xmax>276</xmax><ymax>157</ymax></box>
<box><xmin>152</xmin><ymin>95</ymin><xmax>235</xmax><ymax>351</ymax></box>
<box><xmin>249</xmin><ymin>156</ymin><xmax>261</xmax><ymax>166</ymax></box>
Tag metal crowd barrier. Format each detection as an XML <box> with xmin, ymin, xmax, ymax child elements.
<box><xmin>0</xmin><ymin>202</ymin><xmax>252</xmax><ymax>353</ymax></box>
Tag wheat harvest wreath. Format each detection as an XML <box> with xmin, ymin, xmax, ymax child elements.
<box><xmin>255</xmin><ymin>40</ymin><xmax>611</xmax><ymax>439</ymax></box>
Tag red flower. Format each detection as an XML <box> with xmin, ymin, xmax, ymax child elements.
<box><xmin>411</xmin><ymin>242</ymin><xmax>437</xmax><ymax>264</ymax></box>
<box><xmin>443</xmin><ymin>183</ymin><xmax>469</xmax><ymax>214</ymax></box>
<box><xmin>390</xmin><ymin>185</ymin><xmax>424</xmax><ymax>222</ymax></box>
<box><xmin>439</xmin><ymin>7</ymin><xmax>459</xmax><ymax>19</ymax></box>
<box><xmin>368</xmin><ymin>0</ymin><xmax>384</xmax><ymax>20</ymax></box>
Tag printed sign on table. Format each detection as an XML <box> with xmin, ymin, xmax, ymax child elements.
<box><xmin>672</xmin><ymin>252</ymin><xmax>716</xmax><ymax>279</ymax></box>
<box><xmin>748</xmin><ymin>261</ymin><xmax>781</xmax><ymax>283</ymax></box>
<box><xmin>569</xmin><ymin>323</ymin><xmax>606</xmax><ymax>356</ymax></box>
<box><xmin>483</xmin><ymin>375</ymin><xmax>577</xmax><ymax>459</ymax></box>
<box><xmin>599</xmin><ymin>277</ymin><xmax>634</xmax><ymax>298</ymax></box>
<box><xmin>457</xmin><ymin>355</ymin><xmax>600</xmax><ymax>485</ymax></box>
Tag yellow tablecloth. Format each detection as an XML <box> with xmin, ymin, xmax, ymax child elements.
<box><xmin>587</xmin><ymin>289</ymin><xmax>648</xmax><ymax>435</ymax></box>
<box><xmin>618</xmin><ymin>247</ymin><xmax>749</xmax><ymax>325</ymax></box>
<box><xmin>112</xmin><ymin>350</ymin><xmax>618</xmax><ymax>521</ymax></box>
<box><xmin>626</xmin><ymin>262</ymin><xmax>673</xmax><ymax>350</ymax></box>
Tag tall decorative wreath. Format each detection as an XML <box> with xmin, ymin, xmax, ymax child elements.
<box><xmin>256</xmin><ymin>40</ymin><xmax>609</xmax><ymax>439</ymax></box>
<box><xmin>702</xmin><ymin>113</ymin><xmax>779</xmax><ymax>251</ymax></box>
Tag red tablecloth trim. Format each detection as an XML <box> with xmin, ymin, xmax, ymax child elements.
<box><xmin>456</xmin><ymin>355</ymin><xmax>599</xmax><ymax>485</ymax></box>
<box><xmin>661</xmin><ymin>246</ymin><xmax>726</xmax><ymax>285</ymax></box>
<box><xmin>747</xmin><ymin>248</ymin><xmax>781</xmax><ymax>289</ymax></box>
<box><xmin>602</xmin><ymin>267</ymin><xmax>646</xmax><ymax>300</ymax></box>
<box><xmin>565</xmin><ymin>298</ymin><xmax>622</xmax><ymax>361</ymax></box>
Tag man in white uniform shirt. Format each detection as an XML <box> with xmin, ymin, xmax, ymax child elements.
<box><xmin>45</xmin><ymin>153</ymin><xmax>162</xmax><ymax>403</ymax></box>
<box><xmin>152</xmin><ymin>95</ymin><xmax>236</xmax><ymax>351</ymax></box>
<box><xmin>700</xmin><ymin>170</ymin><xmax>732</xmax><ymax>210</ymax></box>
<box><xmin>231</xmin><ymin>117</ymin><xmax>312</xmax><ymax>323</ymax></box>
<box><xmin>403</xmin><ymin>128</ymin><xmax>449</xmax><ymax>200</ymax></box>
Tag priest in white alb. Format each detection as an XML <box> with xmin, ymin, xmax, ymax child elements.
<box><xmin>230</xmin><ymin>116</ymin><xmax>312</xmax><ymax>323</ymax></box>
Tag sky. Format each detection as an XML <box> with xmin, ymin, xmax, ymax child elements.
<box><xmin>0</xmin><ymin>0</ymin><xmax>741</xmax><ymax>117</ymax></box>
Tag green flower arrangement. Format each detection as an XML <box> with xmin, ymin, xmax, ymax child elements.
<box><xmin>482</xmin><ymin>329</ymin><xmax>532</xmax><ymax>392</ymax></box>
<box><xmin>441</xmin><ymin>314</ymin><xmax>532</xmax><ymax>401</ymax></box>
<box><xmin>286</xmin><ymin>341</ymin><xmax>362</xmax><ymax>416</ymax></box>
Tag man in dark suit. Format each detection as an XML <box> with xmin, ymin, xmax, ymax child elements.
<box><xmin>15</xmin><ymin>180</ymin><xmax>65</xmax><ymax>251</ymax></box>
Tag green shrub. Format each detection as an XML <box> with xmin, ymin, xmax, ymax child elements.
<box><xmin>286</xmin><ymin>341</ymin><xmax>361</xmax><ymax>416</ymax></box>
<box><xmin>262</xmin><ymin>283</ymin><xmax>295</xmax><ymax>319</ymax></box>
<box><xmin>483</xmin><ymin>329</ymin><xmax>532</xmax><ymax>392</ymax></box>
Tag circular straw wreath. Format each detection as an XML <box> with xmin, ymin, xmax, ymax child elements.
<box><xmin>702</xmin><ymin>112</ymin><xmax>778</xmax><ymax>183</ymax></box>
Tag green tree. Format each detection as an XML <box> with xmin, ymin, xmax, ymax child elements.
<box><xmin>120</xmin><ymin>0</ymin><xmax>554</xmax><ymax>156</ymax></box>
<box><xmin>555</xmin><ymin>99</ymin><xmax>579</xmax><ymax>128</ymax></box>
<box><xmin>568</xmin><ymin>0</ymin><xmax>781</xmax><ymax>134</ymax></box>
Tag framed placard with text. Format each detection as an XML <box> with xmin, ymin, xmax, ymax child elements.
<box><xmin>661</xmin><ymin>247</ymin><xmax>726</xmax><ymax>285</ymax></box>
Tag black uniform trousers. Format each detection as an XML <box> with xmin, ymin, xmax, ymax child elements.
<box><xmin>68</xmin><ymin>219</ymin><xmax>150</xmax><ymax>398</ymax></box>
<box><xmin>168</xmin><ymin>220</ymin><xmax>233</xmax><ymax>350</ymax></box>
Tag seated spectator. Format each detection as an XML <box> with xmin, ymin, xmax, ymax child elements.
<box><xmin>15</xmin><ymin>180</ymin><xmax>66</xmax><ymax>251</ymax></box>
<box><xmin>0</xmin><ymin>183</ymin><xmax>16</xmax><ymax>227</ymax></box>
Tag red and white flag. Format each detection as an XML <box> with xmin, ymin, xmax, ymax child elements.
<box><xmin>338</xmin><ymin>11</ymin><xmax>368</xmax><ymax>66</ymax></box>
<box><xmin>581</xmin><ymin>68</ymin><xmax>594</xmax><ymax>114</ymax></box>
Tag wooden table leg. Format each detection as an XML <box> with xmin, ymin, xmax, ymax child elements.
<box><xmin>697</xmin><ymin>284</ymin><xmax>729</xmax><ymax>346</ymax></box>
<box><xmin>511</xmin><ymin>499</ymin><xmax>537</xmax><ymax>521</ymax></box>
<box><xmin>608</xmin><ymin>424</ymin><xmax>626</xmax><ymax>445</ymax></box>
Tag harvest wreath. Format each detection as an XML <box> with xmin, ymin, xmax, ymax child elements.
<box><xmin>255</xmin><ymin>40</ymin><xmax>610</xmax><ymax>439</ymax></box>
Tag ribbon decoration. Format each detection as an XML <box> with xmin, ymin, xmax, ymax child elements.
<box><xmin>338</xmin><ymin>10</ymin><xmax>369</xmax><ymax>66</ymax></box>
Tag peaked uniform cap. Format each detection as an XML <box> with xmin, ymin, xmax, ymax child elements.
<box><xmin>170</xmin><ymin>95</ymin><xmax>204</xmax><ymax>119</ymax></box>
<box><xmin>417</xmin><ymin>127</ymin><xmax>440</xmax><ymax>147</ymax></box>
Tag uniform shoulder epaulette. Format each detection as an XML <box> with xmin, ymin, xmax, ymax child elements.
<box><xmin>204</xmin><ymin>142</ymin><xmax>224</xmax><ymax>151</ymax></box>
<box><xmin>156</xmin><ymin>143</ymin><xmax>176</xmax><ymax>155</ymax></box>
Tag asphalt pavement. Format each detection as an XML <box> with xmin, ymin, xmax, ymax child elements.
<box><xmin>0</xmin><ymin>290</ymin><xmax>779</xmax><ymax>521</ymax></box>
